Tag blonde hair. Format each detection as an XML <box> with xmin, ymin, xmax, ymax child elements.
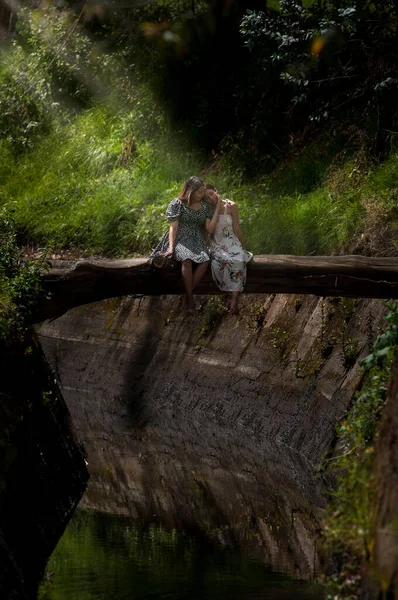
<box><xmin>178</xmin><ymin>176</ymin><xmax>204</xmax><ymax>206</ymax></box>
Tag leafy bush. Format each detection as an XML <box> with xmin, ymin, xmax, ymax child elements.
<box><xmin>0</xmin><ymin>207</ymin><xmax>49</xmax><ymax>339</ymax></box>
<box><xmin>322</xmin><ymin>301</ymin><xmax>398</xmax><ymax>598</ymax></box>
<box><xmin>0</xmin><ymin>45</ymin><xmax>52</xmax><ymax>153</ymax></box>
<box><xmin>237</xmin><ymin>0</ymin><xmax>398</xmax><ymax>170</ymax></box>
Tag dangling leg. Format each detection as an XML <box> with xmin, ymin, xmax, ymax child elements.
<box><xmin>230</xmin><ymin>261</ymin><xmax>245</xmax><ymax>314</ymax></box>
<box><xmin>191</xmin><ymin>261</ymin><xmax>209</xmax><ymax>312</ymax></box>
<box><xmin>181</xmin><ymin>259</ymin><xmax>195</xmax><ymax>314</ymax></box>
<box><xmin>230</xmin><ymin>291</ymin><xmax>240</xmax><ymax>315</ymax></box>
<box><xmin>183</xmin><ymin>261</ymin><xmax>209</xmax><ymax>313</ymax></box>
<box><xmin>192</xmin><ymin>261</ymin><xmax>209</xmax><ymax>291</ymax></box>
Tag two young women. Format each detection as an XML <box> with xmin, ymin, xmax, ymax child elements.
<box><xmin>151</xmin><ymin>176</ymin><xmax>252</xmax><ymax>314</ymax></box>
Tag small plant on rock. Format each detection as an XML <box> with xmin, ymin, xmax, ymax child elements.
<box><xmin>195</xmin><ymin>295</ymin><xmax>228</xmax><ymax>347</ymax></box>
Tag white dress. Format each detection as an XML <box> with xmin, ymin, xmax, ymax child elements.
<box><xmin>209</xmin><ymin>200</ymin><xmax>253</xmax><ymax>292</ymax></box>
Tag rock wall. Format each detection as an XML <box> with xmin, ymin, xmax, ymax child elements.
<box><xmin>39</xmin><ymin>293</ymin><xmax>387</xmax><ymax>579</ymax></box>
<box><xmin>0</xmin><ymin>332</ymin><xmax>88</xmax><ymax>599</ymax></box>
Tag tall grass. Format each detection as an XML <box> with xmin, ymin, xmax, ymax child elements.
<box><xmin>0</xmin><ymin>3</ymin><xmax>397</xmax><ymax>258</ymax></box>
<box><xmin>0</xmin><ymin>107</ymin><xmax>206</xmax><ymax>256</ymax></box>
<box><xmin>2</xmin><ymin>104</ymin><xmax>398</xmax><ymax>257</ymax></box>
<box><xmin>2</xmin><ymin>112</ymin><xmax>398</xmax><ymax>257</ymax></box>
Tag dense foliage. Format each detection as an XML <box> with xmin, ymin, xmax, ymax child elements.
<box><xmin>237</xmin><ymin>0</ymin><xmax>398</xmax><ymax>170</ymax></box>
<box><xmin>0</xmin><ymin>208</ymin><xmax>49</xmax><ymax>338</ymax></box>
<box><xmin>107</xmin><ymin>0</ymin><xmax>398</xmax><ymax>172</ymax></box>
<box><xmin>2</xmin><ymin>1</ymin><xmax>398</xmax><ymax>160</ymax></box>
<box><xmin>323</xmin><ymin>301</ymin><xmax>398</xmax><ymax>599</ymax></box>
<box><xmin>0</xmin><ymin>0</ymin><xmax>397</xmax><ymax>257</ymax></box>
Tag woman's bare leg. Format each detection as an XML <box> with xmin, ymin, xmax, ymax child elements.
<box><xmin>192</xmin><ymin>261</ymin><xmax>209</xmax><ymax>291</ymax></box>
<box><xmin>181</xmin><ymin>260</ymin><xmax>195</xmax><ymax>313</ymax></box>
<box><xmin>230</xmin><ymin>291</ymin><xmax>240</xmax><ymax>314</ymax></box>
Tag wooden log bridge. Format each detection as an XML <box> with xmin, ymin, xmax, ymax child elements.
<box><xmin>34</xmin><ymin>255</ymin><xmax>398</xmax><ymax>322</ymax></box>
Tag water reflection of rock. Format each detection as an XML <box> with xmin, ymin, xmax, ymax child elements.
<box><xmin>39</xmin><ymin>293</ymin><xmax>387</xmax><ymax>580</ymax></box>
<box><xmin>80</xmin><ymin>426</ymin><xmax>326</xmax><ymax>580</ymax></box>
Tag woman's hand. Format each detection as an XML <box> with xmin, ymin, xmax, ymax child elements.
<box><xmin>161</xmin><ymin>248</ymin><xmax>174</xmax><ymax>257</ymax></box>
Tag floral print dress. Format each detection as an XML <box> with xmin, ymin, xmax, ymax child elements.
<box><xmin>151</xmin><ymin>198</ymin><xmax>213</xmax><ymax>263</ymax></box>
<box><xmin>209</xmin><ymin>200</ymin><xmax>253</xmax><ymax>292</ymax></box>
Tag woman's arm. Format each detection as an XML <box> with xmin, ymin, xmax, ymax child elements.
<box><xmin>231</xmin><ymin>204</ymin><xmax>245</xmax><ymax>247</ymax></box>
<box><xmin>205</xmin><ymin>196</ymin><xmax>222</xmax><ymax>234</ymax></box>
<box><xmin>161</xmin><ymin>219</ymin><xmax>178</xmax><ymax>256</ymax></box>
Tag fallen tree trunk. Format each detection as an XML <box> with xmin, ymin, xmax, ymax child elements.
<box><xmin>33</xmin><ymin>255</ymin><xmax>398</xmax><ymax>322</ymax></box>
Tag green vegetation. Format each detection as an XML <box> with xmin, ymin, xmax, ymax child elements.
<box><xmin>0</xmin><ymin>108</ymin><xmax>194</xmax><ymax>256</ymax></box>
<box><xmin>0</xmin><ymin>207</ymin><xmax>49</xmax><ymax>339</ymax></box>
<box><xmin>322</xmin><ymin>301</ymin><xmax>398</xmax><ymax>599</ymax></box>
<box><xmin>0</xmin><ymin>1</ymin><xmax>397</xmax><ymax>258</ymax></box>
<box><xmin>2</xmin><ymin>102</ymin><xmax>398</xmax><ymax>257</ymax></box>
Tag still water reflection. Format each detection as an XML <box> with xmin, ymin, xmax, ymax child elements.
<box><xmin>39</xmin><ymin>509</ymin><xmax>323</xmax><ymax>600</ymax></box>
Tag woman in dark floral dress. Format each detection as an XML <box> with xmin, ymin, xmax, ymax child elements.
<box><xmin>151</xmin><ymin>176</ymin><xmax>218</xmax><ymax>314</ymax></box>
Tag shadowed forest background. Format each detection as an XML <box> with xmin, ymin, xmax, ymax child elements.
<box><xmin>0</xmin><ymin>0</ymin><xmax>398</xmax><ymax>258</ymax></box>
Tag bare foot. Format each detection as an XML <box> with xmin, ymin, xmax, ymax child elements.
<box><xmin>182</xmin><ymin>294</ymin><xmax>196</xmax><ymax>314</ymax></box>
<box><xmin>230</xmin><ymin>302</ymin><xmax>239</xmax><ymax>315</ymax></box>
<box><xmin>187</xmin><ymin>299</ymin><xmax>196</xmax><ymax>315</ymax></box>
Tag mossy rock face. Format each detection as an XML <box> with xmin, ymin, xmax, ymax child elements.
<box><xmin>195</xmin><ymin>295</ymin><xmax>228</xmax><ymax>346</ymax></box>
<box><xmin>36</xmin><ymin>292</ymin><xmax>391</xmax><ymax>586</ymax></box>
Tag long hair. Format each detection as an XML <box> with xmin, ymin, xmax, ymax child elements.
<box><xmin>178</xmin><ymin>176</ymin><xmax>204</xmax><ymax>206</ymax></box>
<box><xmin>203</xmin><ymin>183</ymin><xmax>218</xmax><ymax>209</ymax></box>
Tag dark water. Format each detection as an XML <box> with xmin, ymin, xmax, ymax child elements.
<box><xmin>38</xmin><ymin>509</ymin><xmax>323</xmax><ymax>600</ymax></box>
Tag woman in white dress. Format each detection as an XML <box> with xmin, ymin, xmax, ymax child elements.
<box><xmin>204</xmin><ymin>184</ymin><xmax>253</xmax><ymax>314</ymax></box>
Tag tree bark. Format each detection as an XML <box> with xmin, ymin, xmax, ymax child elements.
<box><xmin>34</xmin><ymin>255</ymin><xmax>398</xmax><ymax>322</ymax></box>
